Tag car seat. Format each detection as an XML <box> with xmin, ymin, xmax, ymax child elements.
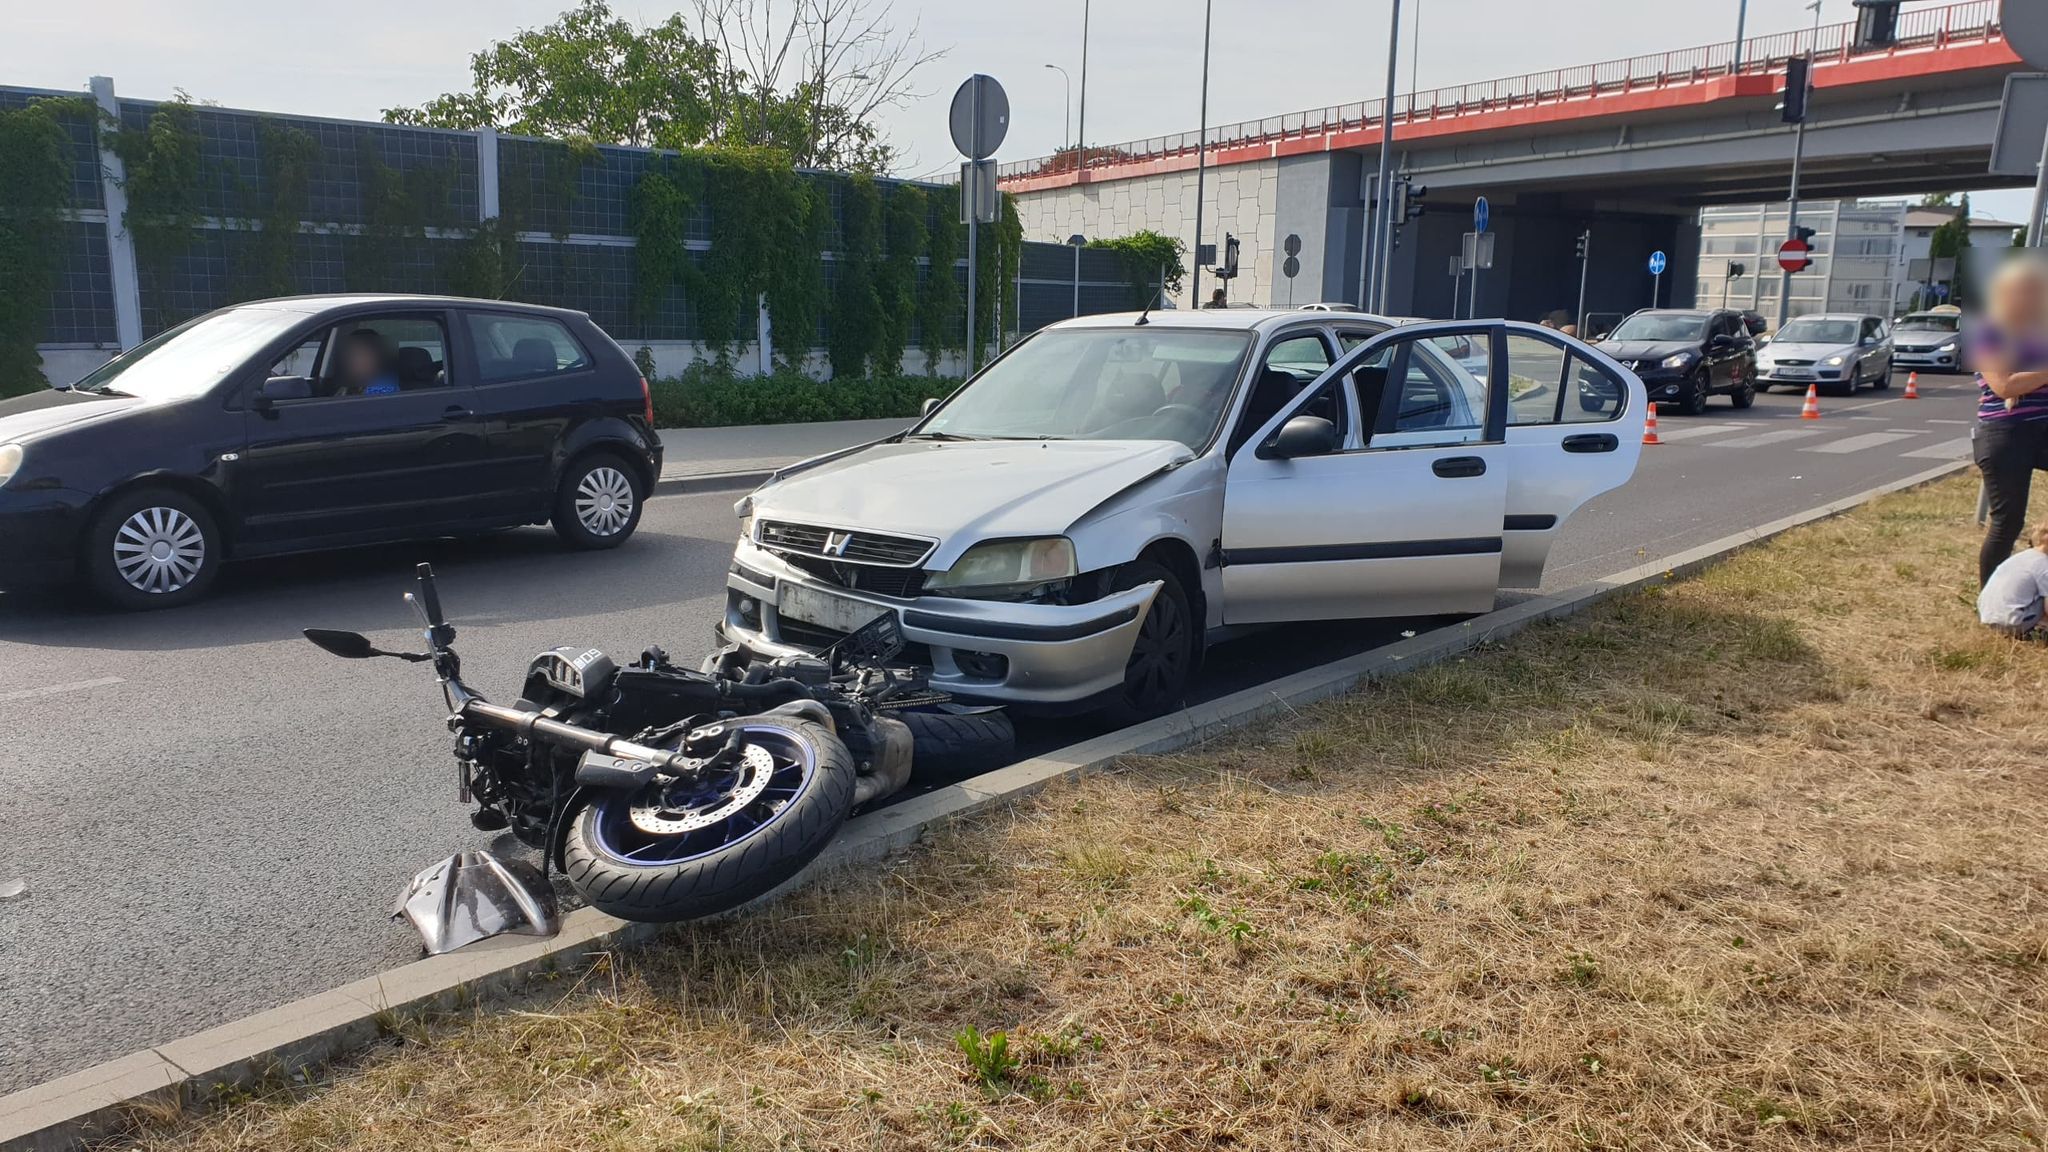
<box><xmin>395</xmin><ymin>346</ymin><xmax>441</xmax><ymax>390</ymax></box>
<box><xmin>511</xmin><ymin>338</ymin><xmax>557</xmax><ymax>377</ymax></box>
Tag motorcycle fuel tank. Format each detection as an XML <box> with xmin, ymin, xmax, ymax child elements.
<box><xmin>392</xmin><ymin>850</ymin><xmax>562</xmax><ymax>955</ymax></box>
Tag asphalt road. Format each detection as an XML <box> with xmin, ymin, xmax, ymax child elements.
<box><xmin>0</xmin><ymin>369</ymin><xmax>1978</xmax><ymax>1092</ymax></box>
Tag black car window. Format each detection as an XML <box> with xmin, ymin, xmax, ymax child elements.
<box><xmin>467</xmin><ymin>314</ymin><xmax>592</xmax><ymax>383</ymax></box>
<box><xmin>294</xmin><ymin>315</ymin><xmax>449</xmax><ymax>400</ymax></box>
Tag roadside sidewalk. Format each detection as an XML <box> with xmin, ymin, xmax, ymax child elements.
<box><xmin>656</xmin><ymin>418</ymin><xmax>913</xmax><ymax>485</ymax></box>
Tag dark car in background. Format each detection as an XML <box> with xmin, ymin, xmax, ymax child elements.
<box><xmin>1595</xmin><ymin>308</ymin><xmax>1758</xmax><ymax>415</ymax></box>
<box><xmin>0</xmin><ymin>295</ymin><xmax>662</xmax><ymax>608</ymax></box>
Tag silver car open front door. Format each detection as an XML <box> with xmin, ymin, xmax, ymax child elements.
<box><xmin>1494</xmin><ymin>325</ymin><xmax>1646</xmax><ymax>587</ymax></box>
<box><xmin>1219</xmin><ymin>322</ymin><xmax>1510</xmax><ymax>624</ymax></box>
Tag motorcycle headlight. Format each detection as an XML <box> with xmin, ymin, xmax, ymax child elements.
<box><xmin>0</xmin><ymin>443</ymin><xmax>20</xmax><ymax>488</ymax></box>
<box><xmin>1823</xmin><ymin>354</ymin><xmax>1846</xmax><ymax>367</ymax></box>
<box><xmin>1661</xmin><ymin>352</ymin><xmax>1695</xmax><ymax>369</ymax></box>
<box><xmin>926</xmin><ymin>537</ymin><xmax>1077</xmax><ymax>596</ymax></box>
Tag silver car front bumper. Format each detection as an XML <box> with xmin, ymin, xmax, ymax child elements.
<box><xmin>722</xmin><ymin>539</ymin><xmax>1160</xmax><ymax>707</ymax></box>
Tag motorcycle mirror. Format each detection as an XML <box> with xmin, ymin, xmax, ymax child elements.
<box><xmin>304</xmin><ymin>628</ymin><xmax>378</xmax><ymax>659</ymax></box>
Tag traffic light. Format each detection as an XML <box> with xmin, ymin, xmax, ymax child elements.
<box><xmin>1794</xmin><ymin>226</ymin><xmax>1818</xmax><ymax>245</ymax></box>
<box><xmin>1574</xmin><ymin>231</ymin><xmax>1590</xmax><ymax>261</ymax></box>
<box><xmin>1781</xmin><ymin>58</ymin><xmax>1810</xmax><ymax>124</ymax></box>
<box><xmin>1389</xmin><ymin>180</ymin><xmax>1410</xmax><ymax>226</ymax></box>
<box><xmin>1405</xmin><ymin>182</ymin><xmax>1428</xmax><ymax>221</ymax></box>
<box><xmin>1727</xmin><ymin>261</ymin><xmax>1747</xmax><ymax>278</ymax></box>
<box><xmin>1212</xmin><ymin>233</ymin><xmax>1240</xmax><ymax>280</ymax></box>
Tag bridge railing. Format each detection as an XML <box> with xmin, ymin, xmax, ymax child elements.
<box><xmin>1000</xmin><ymin>0</ymin><xmax>2003</xmax><ymax>182</ymax></box>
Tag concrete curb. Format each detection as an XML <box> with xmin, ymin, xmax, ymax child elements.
<box><xmin>0</xmin><ymin>457</ymin><xmax>1971</xmax><ymax>1152</ymax></box>
<box><xmin>652</xmin><ymin>468</ymin><xmax>774</xmax><ymax>498</ymax></box>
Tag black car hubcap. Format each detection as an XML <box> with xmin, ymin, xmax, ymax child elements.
<box><xmin>1124</xmin><ymin>592</ymin><xmax>1189</xmax><ymax>709</ymax></box>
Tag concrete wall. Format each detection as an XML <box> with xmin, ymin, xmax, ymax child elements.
<box><xmin>1011</xmin><ymin>158</ymin><xmax>1281</xmax><ymax>310</ymax></box>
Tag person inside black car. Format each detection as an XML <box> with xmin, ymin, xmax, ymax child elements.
<box><xmin>332</xmin><ymin>329</ymin><xmax>400</xmax><ymax>397</ymax></box>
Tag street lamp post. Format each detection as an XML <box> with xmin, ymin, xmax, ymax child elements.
<box><xmin>1044</xmin><ymin>63</ymin><xmax>1072</xmax><ymax>150</ymax></box>
<box><xmin>1369</xmin><ymin>0</ymin><xmax>1404</xmax><ymax>312</ymax></box>
<box><xmin>1733</xmin><ymin>0</ymin><xmax>1750</xmax><ymax>71</ymax></box>
<box><xmin>1076</xmin><ymin>0</ymin><xmax>1091</xmax><ymax>171</ymax></box>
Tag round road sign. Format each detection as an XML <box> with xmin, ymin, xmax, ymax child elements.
<box><xmin>949</xmin><ymin>75</ymin><xmax>1010</xmax><ymax>160</ymax></box>
<box><xmin>1474</xmin><ymin>196</ymin><xmax>1490</xmax><ymax>233</ymax></box>
<box><xmin>1777</xmin><ymin>237</ymin><xmax>1813</xmax><ymax>273</ymax></box>
<box><xmin>1647</xmin><ymin>250</ymin><xmax>1668</xmax><ymax>276</ymax></box>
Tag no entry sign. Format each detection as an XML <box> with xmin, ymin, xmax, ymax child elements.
<box><xmin>1778</xmin><ymin>237</ymin><xmax>1813</xmax><ymax>273</ymax></box>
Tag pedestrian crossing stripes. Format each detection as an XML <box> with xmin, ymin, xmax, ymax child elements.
<box><xmin>1645</xmin><ymin>420</ymin><xmax>1970</xmax><ymax>459</ymax></box>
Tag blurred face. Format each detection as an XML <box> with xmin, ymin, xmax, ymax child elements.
<box><xmin>339</xmin><ymin>339</ymin><xmax>379</xmax><ymax>382</ymax></box>
<box><xmin>1990</xmin><ymin>264</ymin><xmax>2048</xmax><ymax>333</ymax></box>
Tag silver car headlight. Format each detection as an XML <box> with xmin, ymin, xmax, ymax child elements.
<box><xmin>926</xmin><ymin>537</ymin><xmax>1077</xmax><ymax>597</ymax></box>
<box><xmin>1939</xmin><ymin>339</ymin><xmax>1959</xmax><ymax>352</ymax></box>
<box><xmin>0</xmin><ymin>443</ymin><xmax>21</xmax><ymax>488</ymax></box>
<box><xmin>733</xmin><ymin>494</ymin><xmax>755</xmax><ymax>541</ymax></box>
<box><xmin>1823</xmin><ymin>354</ymin><xmax>1847</xmax><ymax>367</ymax></box>
<box><xmin>1661</xmin><ymin>352</ymin><xmax>1695</xmax><ymax>369</ymax></box>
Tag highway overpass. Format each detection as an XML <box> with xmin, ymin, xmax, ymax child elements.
<box><xmin>1000</xmin><ymin>0</ymin><xmax>2026</xmax><ymax>322</ymax></box>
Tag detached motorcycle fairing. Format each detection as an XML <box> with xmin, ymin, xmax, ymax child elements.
<box><xmin>393</xmin><ymin>850</ymin><xmax>561</xmax><ymax>955</ymax></box>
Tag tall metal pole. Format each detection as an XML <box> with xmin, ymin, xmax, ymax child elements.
<box><xmin>1575</xmin><ymin>231</ymin><xmax>1592</xmax><ymax>336</ymax></box>
<box><xmin>1732</xmin><ymin>0</ymin><xmax>1750</xmax><ymax>71</ymax></box>
<box><xmin>1192</xmin><ymin>0</ymin><xmax>1213</xmax><ymax>309</ymax></box>
<box><xmin>1045</xmin><ymin>64</ymin><xmax>1072</xmax><ymax>149</ymax></box>
<box><xmin>1076</xmin><ymin>0</ymin><xmax>1090</xmax><ymax>170</ymax></box>
<box><xmin>1369</xmin><ymin>0</ymin><xmax>1404</xmax><ymax>312</ymax></box>
<box><xmin>1777</xmin><ymin>1</ymin><xmax>1822</xmax><ymax>331</ymax></box>
<box><xmin>2028</xmin><ymin>125</ymin><xmax>2048</xmax><ymax>248</ymax></box>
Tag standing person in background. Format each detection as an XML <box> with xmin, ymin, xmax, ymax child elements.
<box><xmin>1971</xmin><ymin>254</ymin><xmax>2048</xmax><ymax>586</ymax></box>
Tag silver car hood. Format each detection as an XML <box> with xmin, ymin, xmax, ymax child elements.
<box><xmin>752</xmin><ymin>438</ymin><xmax>1195</xmax><ymax>553</ymax></box>
<box><xmin>1761</xmin><ymin>341</ymin><xmax>1854</xmax><ymax>361</ymax></box>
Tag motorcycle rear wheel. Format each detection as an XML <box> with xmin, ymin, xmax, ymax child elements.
<box><xmin>563</xmin><ymin>714</ymin><xmax>855</xmax><ymax>922</ymax></box>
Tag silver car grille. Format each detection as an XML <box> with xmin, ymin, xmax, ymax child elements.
<box><xmin>756</xmin><ymin>520</ymin><xmax>935</xmax><ymax>567</ymax></box>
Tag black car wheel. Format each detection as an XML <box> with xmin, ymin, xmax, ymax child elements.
<box><xmin>1100</xmin><ymin>559</ymin><xmax>1195</xmax><ymax>727</ymax></box>
<box><xmin>1729</xmin><ymin>366</ymin><xmax>1756</xmax><ymax>409</ymax></box>
<box><xmin>1677</xmin><ymin>368</ymin><xmax>1710</xmax><ymax>416</ymax></box>
<box><xmin>84</xmin><ymin>488</ymin><xmax>223</xmax><ymax>610</ymax></box>
<box><xmin>553</xmin><ymin>452</ymin><xmax>645</xmax><ymax>549</ymax></box>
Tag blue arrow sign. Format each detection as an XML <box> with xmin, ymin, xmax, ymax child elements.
<box><xmin>1473</xmin><ymin>196</ymin><xmax>1490</xmax><ymax>233</ymax></box>
<box><xmin>1648</xmin><ymin>250</ymin><xmax>1668</xmax><ymax>276</ymax></box>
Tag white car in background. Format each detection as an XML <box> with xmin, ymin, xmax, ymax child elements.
<box><xmin>722</xmin><ymin>311</ymin><xmax>1645</xmax><ymax>722</ymax></box>
<box><xmin>1891</xmin><ymin>307</ymin><xmax>1965</xmax><ymax>373</ymax></box>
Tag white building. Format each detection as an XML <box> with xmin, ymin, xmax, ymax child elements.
<box><xmin>1696</xmin><ymin>200</ymin><xmax>1906</xmax><ymax>324</ymax></box>
<box><xmin>1896</xmin><ymin>205</ymin><xmax>2020</xmax><ymax>311</ymax></box>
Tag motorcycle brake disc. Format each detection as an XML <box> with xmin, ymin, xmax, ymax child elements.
<box><xmin>628</xmin><ymin>742</ymin><xmax>776</xmax><ymax>835</ymax></box>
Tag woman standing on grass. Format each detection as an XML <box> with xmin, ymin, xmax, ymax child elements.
<box><xmin>1971</xmin><ymin>254</ymin><xmax>2048</xmax><ymax>586</ymax></box>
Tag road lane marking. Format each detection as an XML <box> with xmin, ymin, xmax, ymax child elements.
<box><xmin>0</xmin><ymin>676</ymin><xmax>125</xmax><ymax>704</ymax></box>
<box><xmin>1708</xmin><ymin>428</ymin><xmax>1829</xmax><ymax>449</ymax></box>
<box><xmin>1902</xmin><ymin>437</ymin><xmax>1972</xmax><ymax>460</ymax></box>
<box><xmin>1805</xmin><ymin>432</ymin><xmax>1925</xmax><ymax>454</ymax></box>
<box><xmin>1650</xmin><ymin>422</ymin><xmax>1746</xmax><ymax>441</ymax></box>
<box><xmin>1929</xmin><ymin>419</ymin><xmax>1972</xmax><ymax>425</ymax></box>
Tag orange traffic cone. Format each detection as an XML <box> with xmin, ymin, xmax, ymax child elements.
<box><xmin>1642</xmin><ymin>401</ymin><xmax>1662</xmax><ymax>445</ymax></box>
<box><xmin>1800</xmin><ymin>382</ymin><xmax>1821</xmax><ymax>420</ymax></box>
<box><xmin>1904</xmin><ymin>372</ymin><xmax>1920</xmax><ymax>399</ymax></box>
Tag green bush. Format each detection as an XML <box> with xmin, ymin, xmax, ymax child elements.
<box><xmin>649</xmin><ymin>364</ymin><xmax>962</xmax><ymax>428</ymax></box>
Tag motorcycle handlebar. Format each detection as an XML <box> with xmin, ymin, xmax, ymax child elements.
<box><xmin>460</xmin><ymin>698</ymin><xmax>684</xmax><ymax>772</ymax></box>
<box><xmin>412</xmin><ymin>563</ymin><xmax>446</xmax><ymax>628</ymax></box>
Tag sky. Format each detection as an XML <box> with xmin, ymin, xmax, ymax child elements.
<box><xmin>0</xmin><ymin>0</ymin><xmax>2030</xmax><ymax>220</ymax></box>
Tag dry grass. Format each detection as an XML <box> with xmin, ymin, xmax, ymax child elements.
<box><xmin>119</xmin><ymin>476</ymin><xmax>2047</xmax><ymax>1151</ymax></box>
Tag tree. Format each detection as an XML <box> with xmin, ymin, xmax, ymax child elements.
<box><xmin>1927</xmin><ymin>192</ymin><xmax>1974</xmax><ymax>307</ymax></box>
<box><xmin>689</xmin><ymin>0</ymin><xmax>943</xmax><ymax>172</ymax></box>
<box><xmin>384</xmin><ymin>1</ymin><xmax>720</xmax><ymax>149</ymax></box>
<box><xmin>384</xmin><ymin>0</ymin><xmax>938</xmax><ymax>172</ymax></box>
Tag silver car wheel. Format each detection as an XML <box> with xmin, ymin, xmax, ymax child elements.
<box><xmin>575</xmin><ymin>466</ymin><xmax>635</xmax><ymax>537</ymax></box>
<box><xmin>112</xmin><ymin>506</ymin><xmax>207</xmax><ymax>594</ymax></box>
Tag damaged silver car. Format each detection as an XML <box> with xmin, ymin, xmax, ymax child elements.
<box><xmin>723</xmin><ymin>311</ymin><xmax>1645</xmax><ymax>721</ymax></box>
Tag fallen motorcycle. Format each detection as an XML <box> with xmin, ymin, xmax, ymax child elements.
<box><xmin>306</xmin><ymin>563</ymin><xmax>1010</xmax><ymax>951</ymax></box>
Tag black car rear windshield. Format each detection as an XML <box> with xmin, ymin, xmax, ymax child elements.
<box><xmin>1609</xmin><ymin>314</ymin><xmax>1707</xmax><ymax>342</ymax></box>
<box><xmin>70</xmin><ymin>308</ymin><xmax>309</xmax><ymax>400</ymax></box>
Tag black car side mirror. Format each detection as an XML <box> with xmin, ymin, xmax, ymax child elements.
<box><xmin>1707</xmin><ymin>334</ymin><xmax>1733</xmax><ymax>352</ymax></box>
<box><xmin>259</xmin><ymin>376</ymin><xmax>313</xmax><ymax>403</ymax></box>
<box><xmin>1262</xmin><ymin>415</ymin><xmax>1339</xmax><ymax>460</ymax></box>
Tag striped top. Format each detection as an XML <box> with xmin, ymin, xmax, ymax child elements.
<box><xmin>1974</xmin><ymin>324</ymin><xmax>2048</xmax><ymax>422</ymax></box>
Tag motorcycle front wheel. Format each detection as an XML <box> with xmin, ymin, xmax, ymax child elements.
<box><xmin>562</xmin><ymin>714</ymin><xmax>856</xmax><ymax>922</ymax></box>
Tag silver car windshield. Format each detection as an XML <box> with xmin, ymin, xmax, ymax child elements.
<box><xmin>917</xmin><ymin>328</ymin><xmax>1255</xmax><ymax>451</ymax></box>
<box><xmin>1776</xmin><ymin>319</ymin><xmax>1858</xmax><ymax>345</ymax></box>
<box><xmin>70</xmin><ymin>307</ymin><xmax>309</xmax><ymax>399</ymax></box>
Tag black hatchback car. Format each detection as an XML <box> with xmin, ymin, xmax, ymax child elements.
<box><xmin>1595</xmin><ymin>308</ymin><xmax>1759</xmax><ymax>415</ymax></box>
<box><xmin>0</xmin><ymin>295</ymin><xmax>663</xmax><ymax>608</ymax></box>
